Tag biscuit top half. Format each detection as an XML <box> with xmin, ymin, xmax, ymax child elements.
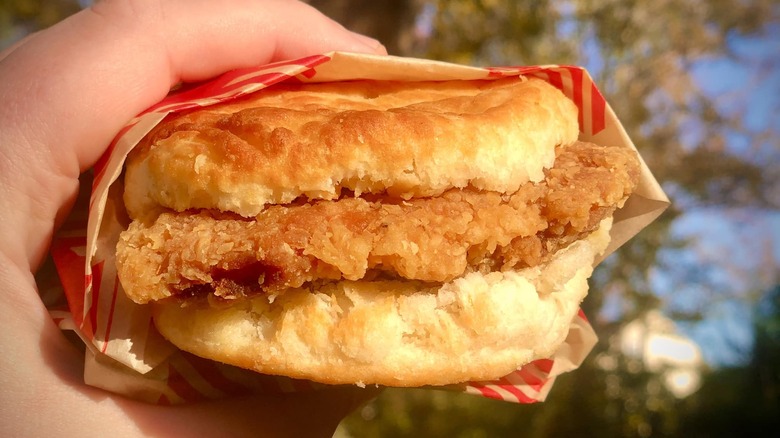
<box><xmin>124</xmin><ymin>77</ymin><xmax>579</xmax><ymax>219</ymax></box>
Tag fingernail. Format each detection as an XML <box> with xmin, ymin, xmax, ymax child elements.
<box><xmin>351</xmin><ymin>32</ymin><xmax>387</xmax><ymax>54</ymax></box>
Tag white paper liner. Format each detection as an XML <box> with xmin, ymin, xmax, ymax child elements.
<box><xmin>47</xmin><ymin>52</ymin><xmax>669</xmax><ymax>404</ymax></box>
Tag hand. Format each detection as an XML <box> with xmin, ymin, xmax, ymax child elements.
<box><xmin>0</xmin><ymin>0</ymin><xmax>385</xmax><ymax>436</ymax></box>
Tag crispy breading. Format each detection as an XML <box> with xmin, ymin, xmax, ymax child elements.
<box><xmin>116</xmin><ymin>142</ymin><xmax>639</xmax><ymax>304</ymax></box>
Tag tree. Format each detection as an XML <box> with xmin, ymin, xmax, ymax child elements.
<box><xmin>339</xmin><ymin>1</ymin><xmax>779</xmax><ymax>436</ymax></box>
<box><xmin>675</xmin><ymin>284</ymin><xmax>780</xmax><ymax>437</ymax></box>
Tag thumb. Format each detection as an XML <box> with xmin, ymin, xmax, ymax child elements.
<box><xmin>0</xmin><ymin>0</ymin><xmax>386</xmax><ymax>270</ymax></box>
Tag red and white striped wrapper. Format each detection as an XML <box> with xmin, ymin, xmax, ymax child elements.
<box><xmin>48</xmin><ymin>52</ymin><xmax>668</xmax><ymax>404</ymax></box>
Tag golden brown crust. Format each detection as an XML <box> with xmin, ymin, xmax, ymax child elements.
<box><xmin>151</xmin><ymin>219</ymin><xmax>611</xmax><ymax>387</ymax></box>
<box><xmin>123</xmin><ymin>77</ymin><xmax>579</xmax><ymax>219</ymax></box>
<box><xmin>116</xmin><ymin>142</ymin><xmax>639</xmax><ymax>305</ymax></box>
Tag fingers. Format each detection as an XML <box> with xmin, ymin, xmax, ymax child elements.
<box><xmin>0</xmin><ymin>0</ymin><xmax>385</xmax><ymax>270</ymax></box>
<box><xmin>2</xmin><ymin>0</ymin><xmax>385</xmax><ymax>173</ymax></box>
<box><xmin>90</xmin><ymin>0</ymin><xmax>386</xmax><ymax>84</ymax></box>
<box><xmin>151</xmin><ymin>0</ymin><xmax>386</xmax><ymax>82</ymax></box>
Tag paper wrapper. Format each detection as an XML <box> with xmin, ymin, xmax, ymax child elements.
<box><xmin>48</xmin><ymin>52</ymin><xmax>669</xmax><ymax>405</ymax></box>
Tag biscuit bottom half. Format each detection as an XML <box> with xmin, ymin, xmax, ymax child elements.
<box><xmin>150</xmin><ymin>218</ymin><xmax>611</xmax><ymax>387</ymax></box>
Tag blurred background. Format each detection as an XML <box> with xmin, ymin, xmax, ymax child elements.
<box><xmin>3</xmin><ymin>0</ymin><xmax>778</xmax><ymax>436</ymax></box>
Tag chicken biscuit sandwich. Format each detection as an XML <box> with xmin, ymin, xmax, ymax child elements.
<box><xmin>116</xmin><ymin>77</ymin><xmax>640</xmax><ymax>387</ymax></box>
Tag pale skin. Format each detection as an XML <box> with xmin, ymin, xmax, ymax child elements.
<box><xmin>0</xmin><ymin>0</ymin><xmax>386</xmax><ymax>436</ymax></box>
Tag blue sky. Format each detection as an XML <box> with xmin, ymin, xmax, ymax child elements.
<box><xmin>661</xmin><ymin>24</ymin><xmax>780</xmax><ymax>366</ymax></box>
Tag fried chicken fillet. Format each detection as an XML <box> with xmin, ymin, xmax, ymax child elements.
<box><xmin>118</xmin><ymin>141</ymin><xmax>638</xmax><ymax>304</ymax></box>
<box><xmin>115</xmin><ymin>77</ymin><xmax>640</xmax><ymax>386</ymax></box>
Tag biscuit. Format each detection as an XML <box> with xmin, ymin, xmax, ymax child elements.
<box><xmin>123</xmin><ymin>78</ymin><xmax>578</xmax><ymax>219</ymax></box>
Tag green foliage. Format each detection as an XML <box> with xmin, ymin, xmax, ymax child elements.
<box><xmin>675</xmin><ymin>287</ymin><xmax>780</xmax><ymax>436</ymax></box>
<box><xmin>341</xmin><ymin>388</ymin><xmax>538</xmax><ymax>437</ymax></box>
<box><xmin>421</xmin><ymin>0</ymin><xmax>572</xmax><ymax>65</ymax></box>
